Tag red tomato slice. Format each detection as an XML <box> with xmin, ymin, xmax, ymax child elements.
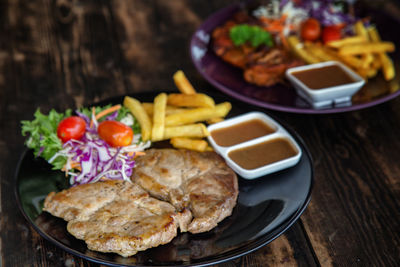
<box><xmin>57</xmin><ymin>116</ymin><xmax>86</xmax><ymax>143</ymax></box>
<box><xmin>98</xmin><ymin>120</ymin><xmax>133</xmax><ymax>147</ymax></box>
<box><xmin>301</xmin><ymin>18</ymin><xmax>321</xmax><ymax>42</ymax></box>
<box><xmin>322</xmin><ymin>25</ymin><xmax>342</xmax><ymax>44</ymax></box>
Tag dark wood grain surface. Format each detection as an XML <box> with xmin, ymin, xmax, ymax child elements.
<box><xmin>1</xmin><ymin>0</ymin><xmax>400</xmax><ymax>266</ymax></box>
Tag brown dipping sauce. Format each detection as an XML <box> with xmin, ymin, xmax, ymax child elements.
<box><xmin>211</xmin><ymin>119</ymin><xmax>276</xmax><ymax>147</ymax></box>
<box><xmin>292</xmin><ymin>64</ymin><xmax>355</xmax><ymax>89</ymax></box>
<box><xmin>228</xmin><ymin>137</ymin><xmax>298</xmax><ymax>170</ymax></box>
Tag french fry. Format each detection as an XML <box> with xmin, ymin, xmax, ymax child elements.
<box><xmin>338</xmin><ymin>54</ymin><xmax>364</xmax><ymax>69</ymax></box>
<box><xmin>123</xmin><ymin>96</ymin><xmax>152</xmax><ymax>141</ymax></box>
<box><xmin>205</xmin><ymin>146</ymin><xmax>214</xmax><ymax>151</ymax></box>
<box><xmin>142</xmin><ymin>102</ymin><xmax>154</xmax><ymax>118</ymax></box>
<box><xmin>379</xmin><ymin>55</ymin><xmax>395</xmax><ymax>81</ymax></box>
<box><xmin>368</xmin><ymin>26</ymin><xmax>395</xmax><ymax>80</ymax></box>
<box><xmin>357</xmin><ymin>67</ymin><xmax>378</xmax><ymax>79</ymax></box>
<box><xmin>167</xmin><ymin>93</ymin><xmax>215</xmax><ymax>108</ymax></box>
<box><xmin>151</xmin><ymin>93</ymin><xmax>167</xmax><ymax>142</ymax></box>
<box><xmin>165</xmin><ymin>102</ymin><xmax>232</xmax><ymax>126</ymax></box>
<box><xmin>360</xmin><ymin>53</ymin><xmax>374</xmax><ymax>69</ymax></box>
<box><xmin>206</xmin><ymin>117</ymin><xmax>224</xmax><ymax>124</ymax></box>
<box><xmin>338</xmin><ymin>42</ymin><xmax>395</xmax><ymax>56</ymax></box>
<box><xmin>163</xmin><ymin>123</ymin><xmax>209</xmax><ymax>140</ymax></box>
<box><xmin>173</xmin><ymin>70</ymin><xmax>196</xmax><ymax>94</ymax></box>
<box><xmin>170</xmin><ymin>137</ymin><xmax>208</xmax><ymax>152</ymax></box>
<box><xmin>326</xmin><ymin>35</ymin><xmax>367</xmax><ymax>48</ymax></box>
<box><xmin>142</xmin><ymin>102</ymin><xmax>189</xmax><ymax>117</ymax></box>
<box><xmin>354</xmin><ymin>20</ymin><xmax>369</xmax><ymax>38</ymax></box>
<box><xmin>304</xmin><ymin>42</ymin><xmax>339</xmax><ymax>61</ymax></box>
<box><xmin>287</xmin><ymin>36</ymin><xmax>321</xmax><ymax>64</ymax></box>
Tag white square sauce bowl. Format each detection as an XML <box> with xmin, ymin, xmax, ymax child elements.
<box><xmin>285</xmin><ymin>61</ymin><xmax>365</xmax><ymax>108</ymax></box>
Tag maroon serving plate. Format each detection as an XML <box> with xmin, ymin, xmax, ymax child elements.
<box><xmin>190</xmin><ymin>2</ymin><xmax>400</xmax><ymax>114</ymax></box>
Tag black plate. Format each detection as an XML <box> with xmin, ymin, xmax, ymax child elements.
<box><xmin>15</xmin><ymin>92</ymin><xmax>313</xmax><ymax>266</ymax></box>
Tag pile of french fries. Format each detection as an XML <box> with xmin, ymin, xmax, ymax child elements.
<box><xmin>287</xmin><ymin>20</ymin><xmax>396</xmax><ymax>81</ymax></box>
<box><xmin>123</xmin><ymin>70</ymin><xmax>232</xmax><ymax>152</ymax></box>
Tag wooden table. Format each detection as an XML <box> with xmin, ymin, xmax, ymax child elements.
<box><xmin>1</xmin><ymin>1</ymin><xmax>399</xmax><ymax>266</ymax></box>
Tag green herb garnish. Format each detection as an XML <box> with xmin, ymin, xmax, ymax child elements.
<box><xmin>229</xmin><ymin>24</ymin><xmax>273</xmax><ymax>47</ymax></box>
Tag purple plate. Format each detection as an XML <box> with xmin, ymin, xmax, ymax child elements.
<box><xmin>190</xmin><ymin>2</ymin><xmax>400</xmax><ymax>114</ymax></box>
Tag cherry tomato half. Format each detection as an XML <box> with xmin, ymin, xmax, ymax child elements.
<box><xmin>57</xmin><ymin>116</ymin><xmax>87</xmax><ymax>143</ymax></box>
<box><xmin>322</xmin><ymin>25</ymin><xmax>342</xmax><ymax>44</ymax></box>
<box><xmin>98</xmin><ymin>120</ymin><xmax>133</xmax><ymax>147</ymax></box>
<box><xmin>301</xmin><ymin>18</ymin><xmax>321</xmax><ymax>42</ymax></box>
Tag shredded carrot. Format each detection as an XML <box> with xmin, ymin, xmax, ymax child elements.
<box><xmin>260</xmin><ymin>14</ymin><xmax>294</xmax><ymax>47</ymax></box>
<box><xmin>62</xmin><ymin>161</ymin><xmax>81</xmax><ymax>176</ymax></box>
<box><xmin>89</xmin><ymin>107</ymin><xmax>96</xmax><ymax>128</ymax></box>
<box><xmin>95</xmin><ymin>104</ymin><xmax>121</xmax><ymax>120</ymax></box>
<box><xmin>128</xmin><ymin>151</ymin><xmax>146</xmax><ymax>158</ymax></box>
<box><xmin>280</xmin><ymin>32</ymin><xmax>289</xmax><ymax>49</ymax></box>
<box><xmin>89</xmin><ymin>104</ymin><xmax>121</xmax><ymax>128</ymax></box>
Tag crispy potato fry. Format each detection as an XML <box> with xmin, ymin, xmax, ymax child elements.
<box><xmin>142</xmin><ymin>102</ymin><xmax>189</xmax><ymax>117</ymax></box>
<box><xmin>288</xmin><ymin>36</ymin><xmax>320</xmax><ymax>64</ymax></box>
<box><xmin>163</xmin><ymin>123</ymin><xmax>209</xmax><ymax>140</ymax></box>
<box><xmin>360</xmin><ymin>53</ymin><xmax>374</xmax><ymax>69</ymax></box>
<box><xmin>326</xmin><ymin>35</ymin><xmax>367</xmax><ymax>48</ymax></box>
<box><xmin>151</xmin><ymin>93</ymin><xmax>167</xmax><ymax>142</ymax></box>
<box><xmin>173</xmin><ymin>70</ymin><xmax>196</xmax><ymax>94</ymax></box>
<box><xmin>357</xmin><ymin>67</ymin><xmax>378</xmax><ymax>79</ymax></box>
<box><xmin>165</xmin><ymin>102</ymin><xmax>232</xmax><ymax>126</ymax></box>
<box><xmin>167</xmin><ymin>93</ymin><xmax>215</xmax><ymax>108</ymax></box>
<box><xmin>141</xmin><ymin>102</ymin><xmax>154</xmax><ymax>118</ymax></box>
<box><xmin>170</xmin><ymin>137</ymin><xmax>208</xmax><ymax>152</ymax></box>
<box><xmin>379</xmin><ymin>55</ymin><xmax>395</xmax><ymax>80</ymax></box>
<box><xmin>205</xmin><ymin>146</ymin><xmax>214</xmax><ymax>151</ymax></box>
<box><xmin>354</xmin><ymin>20</ymin><xmax>369</xmax><ymax>39</ymax></box>
<box><xmin>206</xmin><ymin>117</ymin><xmax>224</xmax><ymax>124</ymax></box>
<box><xmin>368</xmin><ymin>26</ymin><xmax>395</xmax><ymax>80</ymax></box>
<box><xmin>337</xmin><ymin>54</ymin><xmax>364</xmax><ymax>69</ymax></box>
<box><xmin>304</xmin><ymin>42</ymin><xmax>339</xmax><ymax>61</ymax></box>
<box><xmin>123</xmin><ymin>96</ymin><xmax>152</xmax><ymax>141</ymax></box>
<box><xmin>338</xmin><ymin>42</ymin><xmax>395</xmax><ymax>56</ymax></box>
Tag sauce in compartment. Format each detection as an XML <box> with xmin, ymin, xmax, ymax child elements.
<box><xmin>228</xmin><ymin>137</ymin><xmax>298</xmax><ymax>170</ymax></box>
<box><xmin>211</xmin><ymin>119</ymin><xmax>276</xmax><ymax>147</ymax></box>
<box><xmin>292</xmin><ymin>64</ymin><xmax>355</xmax><ymax>89</ymax></box>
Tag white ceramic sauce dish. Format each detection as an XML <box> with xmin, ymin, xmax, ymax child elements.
<box><xmin>285</xmin><ymin>61</ymin><xmax>365</xmax><ymax>108</ymax></box>
<box><xmin>207</xmin><ymin>112</ymin><xmax>302</xmax><ymax>179</ymax></box>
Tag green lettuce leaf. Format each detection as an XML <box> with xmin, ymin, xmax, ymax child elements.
<box><xmin>21</xmin><ymin>109</ymin><xmax>71</xmax><ymax>170</ymax></box>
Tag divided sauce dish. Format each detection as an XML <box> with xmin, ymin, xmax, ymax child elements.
<box><xmin>207</xmin><ymin>112</ymin><xmax>302</xmax><ymax>179</ymax></box>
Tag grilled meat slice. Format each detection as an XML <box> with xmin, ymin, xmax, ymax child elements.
<box><xmin>43</xmin><ymin>180</ymin><xmax>192</xmax><ymax>257</ymax></box>
<box><xmin>132</xmin><ymin>149</ymin><xmax>238</xmax><ymax>234</ymax></box>
<box><xmin>244</xmin><ymin>48</ymin><xmax>304</xmax><ymax>86</ymax></box>
<box><xmin>211</xmin><ymin>11</ymin><xmax>304</xmax><ymax>87</ymax></box>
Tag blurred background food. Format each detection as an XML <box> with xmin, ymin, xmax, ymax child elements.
<box><xmin>211</xmin><ymin>0</ymin><xmax>396</xmax><ymax>88</ymax></box>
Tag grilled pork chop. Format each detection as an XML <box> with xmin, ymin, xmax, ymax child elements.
<box><xmin>211</xmin><ymin>11</ymin><xmax>304</xmax><ymax>87</ymax></box>
<box><xmin>43</xmin><ymin>149</ymin><xmax>238</xmax><ymax>256</ymax></box>
<box><xmin>43</xmin><ymin>180</ymin><xmax>192</xmax><ymax>257</ymax></box>
<box><xmin>132</xmin><ymin>149</ymin><xmax>239</xmax><ymax>234</ymax></box>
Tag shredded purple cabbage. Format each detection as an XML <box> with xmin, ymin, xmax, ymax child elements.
<box><xmin>293</xmin><ymin>0</ymin><xmax>356</xmax><ymax>26</ymax></box>
<box><xmin>63</xmin><ymin>133</ymin><xmax>136</xmax><ymax>186</ymax></box>
<box><xmin>65</xmin><ymin>109</ymin><xmax>136</xmax><ymax>186</ymax></box>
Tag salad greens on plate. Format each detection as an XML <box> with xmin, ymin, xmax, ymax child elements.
<box><xmin>21</xmin><ymin>104</ymin><xmax>149</xmax><ymax>186</ymax></box>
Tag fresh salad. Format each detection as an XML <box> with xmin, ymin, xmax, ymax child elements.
<box><xmin>250</xmin><ymin>0</ymin><xmax>356</xmax><ymax>45</ymax></box>
<box><xmin>21</xmin><ymin>104</ymin><xmax>150</xmax><ymax>186</ymax></box>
